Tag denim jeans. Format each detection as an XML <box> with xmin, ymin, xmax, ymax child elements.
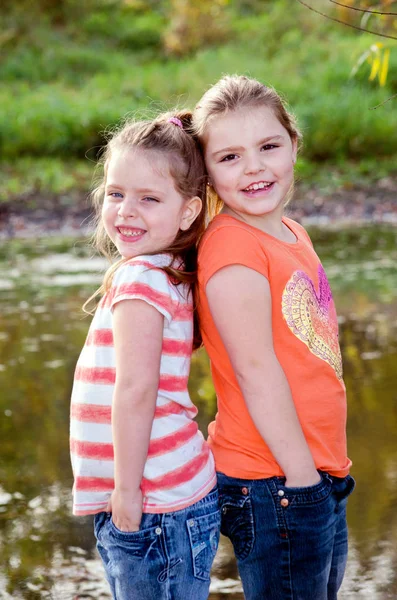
<box><xmin>93</xmin><ymin>486</ymin><xmax>220</xmax><ymax>600</ymax></box>
<box><xmin>218</xmin><ymin>471</ymin><xmax>355</xmax><ymax>600</ymax></box>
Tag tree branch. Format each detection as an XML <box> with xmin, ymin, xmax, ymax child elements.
<box><xmin>370</xmin><ymin>93</ymin><xmax>397</xmax><ymax>109</ymax></box>
<box><xmin>328</xmin><ymin>0</ymin><xmax>397</xmax><ymax>16</ymax></box>
<box><xmin>296</xmin><ymin>0</ymin><xmax>397</xmax><ymax>40</ymax></box>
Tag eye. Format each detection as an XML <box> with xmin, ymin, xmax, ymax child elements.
<box><xmin>108</xmin><ymin>191</ymin><xmax>123</xmax><ymax>199</ymax></box>
<box><xmin>261</xmin><ymin>144</ymin><xmax>278</xmax><ymax>151</ymax></box>
<box><xmin>142</xmin><ymin>196</ymin><xmax>159</xmax><ymax>203</ymax></box>
<box><xmin>220</xmin><ymin>154</ymin><xmax>238</xmax><ymax>162</ymax></box>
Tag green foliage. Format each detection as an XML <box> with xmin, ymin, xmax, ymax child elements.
<box><xmin>296</xmin><ymin>155</ymin><xmax>397</xmax><ymax>192</ymax></box>
<box><xmin>0</xmin><ymin>158</ymin><xmax>92</xmax><ymax>202</ymax></box>
<box><xmin>297</xmin><ymin>88</ymin><xmax>397</xmax><ymax>160</ymax></box>
<box><xmin>1</xmin><ymin>0</ymin><xmax>397</xmax><ymax>195</ymax></box>
<box><xmin>80</xmin><ymin>7</ymin><xmax>164</xmax><ymax>51</ymax></box>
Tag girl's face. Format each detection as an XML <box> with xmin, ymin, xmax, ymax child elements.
<box><xmin>204</xmin><ymin>105</ymin><xmax>297</xmax><ymax>226</ymax></box>
<box><xmin>102</xmin><ymin>148</ymin><xmax>201</xmax><ymax>259</ymax></box>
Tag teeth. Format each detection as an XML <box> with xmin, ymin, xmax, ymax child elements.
<box><xmin>119</xmin><ymin>228</ymin><xmax>143</xmax><ymax>237</ymax></box>
<box><xmin>245</xmin><ymin>182</ymin><xmax>272</xmax><ymax>192</ymax></box>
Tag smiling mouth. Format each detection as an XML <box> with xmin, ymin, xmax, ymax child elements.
<box><xmin>243</xmin><ymin>181</ymin><xmax>273</xmax><ymax>192</ymax></box>
<box><xmin>117</xmin><ymin>227</ymin><xmax>146</xmax><ymax>238</ymax></box>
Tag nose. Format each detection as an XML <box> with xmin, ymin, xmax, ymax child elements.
<box><xmin>244</xmin><ymin>152</ymin><xmax>264</xmax><ymax>175</ymax></box>
<box><xmin>117</xmin><ymin>196</ymin><xmax>137</xmax><ymax>219</ymax></box>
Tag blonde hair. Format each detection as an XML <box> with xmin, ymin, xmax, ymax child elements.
<box><xmin>191</xmin><ymin>74</ymin><xmax>302</xmax><ymax>215</ymax></box>
<box><xmin>85</xmin><ymin>111</ymin><xmax>207</xmax><ymax>349</ymax></box>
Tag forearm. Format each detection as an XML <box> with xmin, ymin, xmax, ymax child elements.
<box><xmin>236</xmin><ymin>355</ymin><xmax>317</xmax><ymax>483</ymax></box>
<box><xmin>205</xmin><ymin>265</ymin><xmax>319</xmax><ymax>486</ymax></box>
<box><xmin>112</xmin><ymin>383</ymin><xmax>157</xmax><ymax>493</ymax></box>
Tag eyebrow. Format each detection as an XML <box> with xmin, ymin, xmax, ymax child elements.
<box><xmin>211</xmin><ymin>135</ymin><xmax>285</xmax><ymax>158</ymax></box>
<box><xmin>105</xmin><ymin>184</ymin><xmax>164</xmax><ymax>195</ymax></box>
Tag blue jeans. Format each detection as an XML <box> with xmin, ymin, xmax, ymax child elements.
<box><xmin>218</xmin><ymin>471</ymin><xmax>355</xmax><ymax>600</ymax></box>
<box><xmin>93</xmin><ymin>486</ymin><xmax>220</xmax><ymax>600</ymax></box>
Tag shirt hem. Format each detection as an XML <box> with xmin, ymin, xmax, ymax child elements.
<box><xmin>215</xmin><ymin>461</ymin><xmax>352</xmax><ymax>480</ymax></box>
<box><xmin>142</xmin><ymin>473</ymin><xmax>217</xmax><ymax>514</ymax></box>
<box><xmin>72</xmin><ymin>473</ymin><xmax>217</xmax><ymax>517</ymax></box>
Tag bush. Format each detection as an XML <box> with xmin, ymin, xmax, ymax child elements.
<box><xmin>81</xmin><ymin>10</ymin><xmax>164</xmax><ymax>51</ymax></box>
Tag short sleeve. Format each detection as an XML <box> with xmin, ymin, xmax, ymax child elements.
<box><xmin>198</xmin><ymin>223</ymin><xmax>269</xmax><ymax>289</ymax></box>
<box><xmin>109</xmin><ymin>260</ymin><xmax>173</xmax><ymax>324</ymax></box>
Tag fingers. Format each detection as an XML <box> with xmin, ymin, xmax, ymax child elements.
<box><xmin>112</xmin><ymin>516</ymin><xmax>140</xmax><ymax>532</ymax></box>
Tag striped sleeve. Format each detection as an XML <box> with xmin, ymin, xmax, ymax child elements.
<box><xmin>108</xmin><ymin>259</ymin><xmax>174</xmax><ymax>323</ymax></box>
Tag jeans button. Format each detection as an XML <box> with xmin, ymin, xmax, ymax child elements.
<box><xmin>241</xmin><ymin>487</ymin><xmax>248</xmax><ymax>495</ymax></box>
<box><xmin>280</xmin><ymin>498</ymin><xmax>289</xmax><ymax>507</ymax></box>
<box><xmin>155</xmin><ymin>527</ymin><xmax>162</xmax><ymax>535</ymax></box>
<box><xmin>278</xmin><ymin>490</ymin><xmax>285</xmax><ymax>497</ymax></box>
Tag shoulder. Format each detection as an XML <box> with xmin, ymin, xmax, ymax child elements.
<box><xmin>110</xmin><ymin>254</ymin><xmax>179</xmax><ymax>321</ymax></box>
<box><xmin>112</xmin><ymin>254</ymin><xmax>172</xmax><ymax>289</ymax></box>
<box><xmin>198</xmin><ymin>215</ymin><xmax>268</xmax><ymax>286</ymax></box>
<box><xmin>199</xmin><ymin>215</ymin><xmax>263</xmax><ymax>255</ymax></box>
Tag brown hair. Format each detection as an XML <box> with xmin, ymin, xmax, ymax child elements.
<box><xmin>85</xmin><ymin>110</ymin><xmax>207</xmax><ymax>349</ymax></box>
<box><xmin>191</xmin><ymin>74</ymin><xmax>302</xmax><ymax>215</ymax></box>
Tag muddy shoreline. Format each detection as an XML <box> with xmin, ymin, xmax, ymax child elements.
<box><xmin>1</xmin><ymin>179</ymin><xmax>396</xmax><ymax>239</ymax></box>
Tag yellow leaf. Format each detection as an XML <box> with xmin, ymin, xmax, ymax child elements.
<box><xmin>369</xmin><ymin>54</ymin><xmax>381</xmax><ymax>81</ymax></box>
<box><xmin>379</xmin><ymin>49</ymin><xmax>390</xmax><ymax>87</ymax></box>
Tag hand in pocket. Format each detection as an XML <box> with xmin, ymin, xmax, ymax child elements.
<box><xmin>107</xmin><ymin>488</ymin><xmax>143</xmax><ymax>532</ymax></box>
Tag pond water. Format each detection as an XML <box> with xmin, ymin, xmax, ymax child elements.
<box><xmin>0</xmin><ymin>226</ymin><xmax>396</xmax><ymax>599</ymax></box>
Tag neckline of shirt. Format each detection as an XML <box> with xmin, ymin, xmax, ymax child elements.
<box><xmin>213</xmin><ymin>214</ymin><xmax>303</xmax><ymax>248</ymax></box>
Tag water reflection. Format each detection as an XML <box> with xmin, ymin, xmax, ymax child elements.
<box><xmin>0</xmin><ymin>226</ymin><xmax>396</xmax><ymax>598</ymax></box>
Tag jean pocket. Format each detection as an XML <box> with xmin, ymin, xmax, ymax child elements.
<box><xmin>276</xmin><ymin>472</ymin><xmax>333</xmax><ymax>507</ymax></box>
<box><xmin>332</xmin><ymin>474</ymin><xmax>356</xmax><ymax>502</ymax></box>
<box><xmin>109</xmin><ymin>516</ymin><xmax>156</xmax><ymax>537</ymax></box>
<box><xmin>187</xmin><ymin>509</ymin><xmax>220</xmax><ymax>581</ymax></box>
<box><xmin>106</xmin><ymin>515</ymin><xmax>160</xmax><ymax>557</ymax></box>
<box><xmin>219</xmin><ymin>487</ymin><xmax>255</xmax><ymax>561</ymax></box>
<box><xmin>93</xmin><ymin>512</ymin><xmax>107</xmax><ymax>541</ymax></box>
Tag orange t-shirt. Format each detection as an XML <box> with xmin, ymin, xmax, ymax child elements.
<box><xmin>197</xmin><ymin>214</ymin><xmax>351</xmax><ymax>479</ymax></box>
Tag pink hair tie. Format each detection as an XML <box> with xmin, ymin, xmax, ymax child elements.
<box><xmin>168</xmin><ymin>117</ymin><xmax>183</xmax><ymax>129</ymax></box>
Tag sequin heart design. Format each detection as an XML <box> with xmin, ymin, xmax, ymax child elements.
<box><xmin>282</xmin><ymin>265</ymin><xmax>343</xmax><ymax>379</ymax></box>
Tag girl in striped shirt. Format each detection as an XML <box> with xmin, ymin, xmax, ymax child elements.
<box><xmin>70</xmin><ymin>112</ymin><xmax>219</xmax><ymax>600</ymax></box>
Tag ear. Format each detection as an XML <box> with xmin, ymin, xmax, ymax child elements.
<box><xmin>179</xmin><ymin>196</ymin><xmax>202</xmax><ymax>231</ymax></box>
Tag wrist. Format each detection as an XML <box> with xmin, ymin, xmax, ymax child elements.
<box><xmin>285</xmin><ymin>470</ymin><xmax>321</xmax><ymax>488</ymax></box>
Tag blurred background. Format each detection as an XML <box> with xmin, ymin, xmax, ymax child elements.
<box><xmin>0</xmin><ymin>0</ymin><xmax>396</xmax><ymax>598</ymax></box>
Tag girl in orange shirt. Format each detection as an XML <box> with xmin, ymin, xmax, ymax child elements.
<box><xmin>191</xmin><ymin>75</ymin><xmax>355</xmax><ymax>600</ymax></box>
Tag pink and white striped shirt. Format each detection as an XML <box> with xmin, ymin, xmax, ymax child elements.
<box><xmin>70</xmin><ymin>254</ymin><xmax>216</xmax><ymax>516</ymax></box>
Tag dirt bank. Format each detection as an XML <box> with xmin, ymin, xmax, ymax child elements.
<box><xmin>1</xmin><ymin>178</ymin><xmax>396</xmax><ymax>239</ymax></box>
